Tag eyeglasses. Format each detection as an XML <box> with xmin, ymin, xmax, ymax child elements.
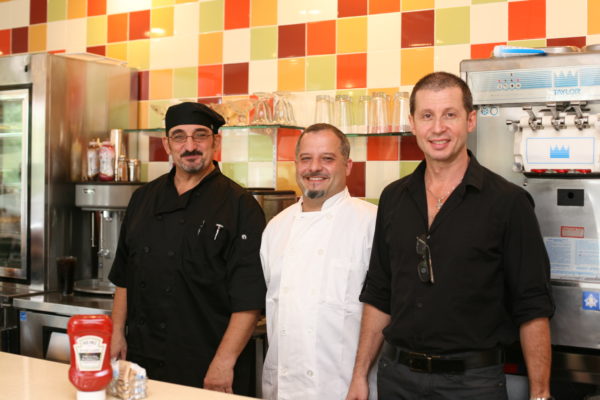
<box><xmin>169</xmin><ymin>132</ymin><xmax>213</xmax><ymax>144</ymax></box>
<box><xmin>416</xmin><ymin>234</ymin><xmax>434</xmax><ymax>284</ymax></box>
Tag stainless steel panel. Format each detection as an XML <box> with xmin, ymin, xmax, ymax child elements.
<box><xmin>18</xmin><ymin>310</ymin><xmax>69</xmax><ymax>359</ymax></box>
<box><xmin>75</xmin><ymin>183</ymin><xmax>141</xmax><ymax>210</ymax></box>
<box><xmin>14</xmin><ymin>293</ymin><xmax>112</xmax><ymax>316</ymax></box>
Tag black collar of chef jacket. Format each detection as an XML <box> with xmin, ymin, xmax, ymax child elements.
<box><xmin>153</xmin><ymin>161</ymin><xmax>221</xmax><ymax>215</ymax></box>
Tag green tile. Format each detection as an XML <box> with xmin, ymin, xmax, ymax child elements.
<box><xmin>400</xmin><ymin>161</ymin><xmax>420</xmax><ymax>178</ymax></box>
<box><xmin>435</xmin><ymin>7</ymin><xmax>470</xmax><ymax>46</ymax></box>
<box><xmin>364</xmin><ymin>198</ymin><xmax>380</xmax><ymax>205</ymax></box>
<box><xmin>147</xmin><ymin>100</ymin><xmax>172</xmax><ymax>129</ymax></box>
<box><xmin>199</xmin><ymin>0</ymin><xmax>224</xmax><ymax>33</ymax></box>
<box><xmin>221</xmin><ymin>162</ymin><xmax>248</xmax><ymax>186</ymax></box>
<box><xmin>508</xmin><ymin>39</ymin><xmax>546</xmax><ymax>48</ymax></box>
<box><xmin>248</xmin><ymin>132</ymin><xmax>274</xmax><ymax>161</ymax></box>
<box><xmin>251</xmin><ymin>27</ymin><xmax>277</xmax><ymax>60</ymax></box>
<box><xmin>48</xmin><ymin>0</ymin><xmax>67</xmax><ymax>22</ymax></box>
<box><xmin>306</xmin><ymin>55</ymin><xmax>335</xmax><ymax>91</ymax></box>
<box><xmin>173</xmin><ymin>67</ymin><xmax>198</xmax><ymax>99</ymax></box>
<box><xmin>472</xmin><ymin>0</ymin><xmax>505</xmax><ymax>4</ymax></box>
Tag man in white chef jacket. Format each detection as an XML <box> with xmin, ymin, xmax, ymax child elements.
<box><xmin>260</xmin><ymin>123</ymin><xmax>378</xmax><ymax>400</ymax></box>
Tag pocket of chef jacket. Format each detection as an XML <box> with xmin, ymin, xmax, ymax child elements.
<box><xmin>182</xmin><ymin>222</ymin><xmax>229</xmax><ymax>284</ymax></box>
<box><xmin>322</xmin><ymin>258</ymin><xmax>364</xmax><ymax>312</ymax></box>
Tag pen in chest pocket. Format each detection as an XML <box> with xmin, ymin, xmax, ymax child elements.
<box><xmin>197</xmin><ymin>220</ymin><xmax>205</xmax><ymax>236</ymax></box>
<box><xmin>214</xmin><ymin>224</ymin><xmax>224</xmax><ymax>240</ymax></box>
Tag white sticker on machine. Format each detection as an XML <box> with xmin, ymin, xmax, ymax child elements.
<box><xmin>544</xmin><ymin>236</ymin><xmax>600</xmax><ymax>281</ymax></box>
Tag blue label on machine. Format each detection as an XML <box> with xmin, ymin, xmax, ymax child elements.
<box><xmin>19</xmin><ymin>311</ymin><xmax>27</xmax><ymax>321</ymax></box>
<box><xmin>582</xmin><ymin>292</ymin><xmax>600</xmax><ymax>311</ymax></box>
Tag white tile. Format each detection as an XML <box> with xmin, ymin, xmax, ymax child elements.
<box><xmin>46</xmin><ymin>21</ymin><xmax>67</xmax><ymax>52</ymax></box>
<box><xmin>0</xmin><ymin>0</ymin><xmax>29</xmax><ymax>30</ymax></box>
<box><xmin>107</xmin><ymin>0</ymin><xmax>151</xmax><ymax>14</ymax></box>
<box><xmin>249</xmin><ymin>59</ymin><xmax>278</xmax><ymax>94</ymax></box>
<box><xmin>149</xmin><ymin>34</ymin><xmax>199</xmax><ymax>70</ymax></box>
<box><xmin>367</xmin><ymin>51</ymin><xmax>400</xmax><ymax>89</ymax></box>
<box><xmin>174</xmin><ymin>2</ymin><xmax>200</xmax><ymax>36</ymax></box>
<box><xmin>278</xmin><ymin>0</ymin><xmax>337</xmax><ymax>25</ymax></box>
<box><xmin>247</xmin><ymin>161</ymin><xmax>275</xmax><ymax>188</ymax></box>
<box><xmin>223</xmin><ymin>28</ymin><xmax>250</xmax><ymax>64</ymax></box>
<box><xmin>348</xmin><ymin>136</ymin><xmax>367</xmax><ymax>162</ymax></box>
<box><xmin>547</xmin><ymin>0</ymin><xmax>587</xmax><ymax>39</ymax></box>
<box><xmin>435</xmin><ymin>0</ymin><xmax>470</xmax><ymax>8</ymax></box>
<box><xmin>368</xmin><ymin>13</ymin><xmax>401</xmax><ymax>52</ymax></box>
<box><xmin>587</xmin><ymin>35</ymin><xmax>600</xmax><ymax>46</ymax></box>
<box><xmin>221</xmin><ymin>130</ymin><xmax>249</xmax><ymax>162</ymax></box>
<box><xmin>470</xmin><ymin>2</ymin><xmax>507</xmax><ymax>45</ymax></box>
<box><xmin>147</xmin><ymin>161</ymin><xmax>170</xmax><ymax>181</ymax></box>
<box><xmin>434</xmin><ymin>44</ymin><xmax>470</xmax><ymax>75</ymax></box>
<box><xmin>64</xmin><ymin>18</ymin><xmax>87</xmax><ymax>54</ymax></box>
<box><xmin>365</xmin><ymin>161</ymin><xmax>400</xmax><ymax>199</ymax></box>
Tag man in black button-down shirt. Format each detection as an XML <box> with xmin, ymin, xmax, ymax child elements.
<box><xmin>109</xmin><ymin>102</ymin><xmax>266</xmax><ymax>395</ymax></box>
<box><xmin>346</xmin><ymin>72</ymin><xmax>554</xmax><ymax>400</ymax></box>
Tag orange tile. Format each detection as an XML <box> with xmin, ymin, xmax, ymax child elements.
<box><xmin>149</xmin><ymin>69</ymin><xmax>173</xmax><ymax>100</ymax></box>
<box><xmin>278</xmin><ymin>58</ymin><xmax>305</xmax><ymax>91</ymax></box>
<box><xmin>106</xmin><ymin>42</ymin><xmax>127</xmax><ymax>61</ymax></box>
<box><xmin>0</xmin><ymin>29</ymin><xmax>10</xmax><ymax>55</ymax></box>
<box><xmin>589</xmin><ymin>0</ymin><xmax>600</xmax><ymax>35</ymax></box>
<box><xmin>198</xmin><ymin>64</ymin><xmax>223</xmax><ymax>97</ymax></box>
<box><xmin>108</xmin><ymin>13</ymin><xmax>128</xmax><ymax>43</ymax></box>
<box><xmin>276</xmin><ymin>128</ymin><xmax>301</xmax><ymax>161</ymax></box>
<box><xmin>338</xmin><ymin>0</ymin><xmax>367</xmax><ymax>17</ymax></box>
<box><xmin>130</xmin><ymin>9</ymin><xmax>150</xmax><ymax>40</ymax></box>
<box><xmin>367</xmin><ymin>136</ymin><xmax>399</xmax><ymax>160</ymax></box>
<box><xmin>471</xmin><ymin>42</ymin><xmax>505</xmax><ymax>60</ymax></box>
<box><xmin>225</xmin><ymin>0</ymin><xmax>249</xmax><ymax>30</ymax></box>
<box><xmin>402</xmin><ymin>0</ymin><xmax>433</xmax><ymax>11</ymax></box>
<box><xmin>251</xmin><ymin>0</ymin><xmax>277</xmax><ymax>26</ymax></box>
<box><xmin>28</xmin><ymin>24</ymin><xmax>46</xmax><ymax>52</ymax></box>
<box><xmin>337</xmin><ymin>53</ymin><xmax>367</xmax><ymax>89</ymax></box>
<box><xmin>369</xmin><ymin>0</ymin><xmax>399</xmax><ymax>14</ymax></box>
<box><xmin>401</xmin><ymin>47</ymin><xmax>433</xmax><ymax>86</ymax></box>
<box><xmin>307</xmin><ymin>20</ymin><xmax>336</xmax><ymax>55</ymax></box>
<box><xmin>508</xmin><ymin>0</ymin><xmax>545</xmax><ymax>41</ymax></box>
<box><xmin>68</xmin><ymin>0</ymin><xmax>86</xmax><ymax>19</ymax></box>
<box><xmin>199</xmin><ymin>32</ymin><xmax>223</xmax><ymax>65</ymax></box>
<box><xmin>276</xmin><ymin>161</ymin><xmax>300</xmax><ymax>194</ymax></box>
<box><xmin>151</xmin><ymin>6</ymin><xmax>174</xmax><ymax>37</ymax></box>
<box><xmin>87</xmin><ymin>0</ymin><xmax>106</xmax><ymax>16</ymax></box>
<box><xmin>337</xmin><ymin>16</ymin><xmax>367</xmax><ymax>54</ymax></box>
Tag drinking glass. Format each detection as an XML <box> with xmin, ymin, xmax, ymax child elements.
<box><xmin>273</xmin><ymin>91</ymin><xmax>296</xmax><ymax>125</ymax></box>
<box><xmin>251</xmin><ymin>92</ymin><xmax>273</xmax><ymax>125</ymax></box>
<box><xmin>314</xmin><ymin>95</ymin><xmax>333</xmax><ymax>124</ymax></box>
<box><xmin>355</xmin><ymin>95</ymin><xmax>371</xmax><ymax>134</ymax></box>
<box><xmin>334</xmin><ymin>95</ymin><xmax>353</xmax><ymax>134</ymax></box>
<box><xmin>368</xmin><ymin>92</ymin><xmax>389</xmax><ymax>133</ymax></box>
<box><xmin>391</xmin><ymin>91</ymin><xmax>411</xmax><ymax>133</ymax></box>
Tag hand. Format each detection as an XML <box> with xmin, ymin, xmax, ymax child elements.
<box><xmin>203</xmin><ymin>358</ymin><xmax>234</xmax><ymax>393</ymax></box>
<box><xmin>345</xmin><ymin>376</ymin><xmax>369</xmax><ymax>400</ymax></box>
<box><xmin>110</xmin><ymin>331</ymin><xmax>127</xmax><ymax>360</ymax></box>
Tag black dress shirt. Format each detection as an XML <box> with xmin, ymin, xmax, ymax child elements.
<box><xmin>109</xmin><ymin>163</ymin><xmax>266</xmax><ymax>392</ymax></box>
<box><xmin>360</xmin><ymin>152</ymin><xmax>554</xmax><ymax>354</ymax></box>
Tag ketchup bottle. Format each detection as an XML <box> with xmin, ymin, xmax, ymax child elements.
<box><xmin>68</xmin><ymin>315</ymin><xmax>113</xmax><ymax>400</ymax></box>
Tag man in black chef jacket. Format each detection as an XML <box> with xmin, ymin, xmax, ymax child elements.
<box><xmin>109</xmin><ymin>102</ymin><xmax>266</xmax><ymax>395</ymax></box>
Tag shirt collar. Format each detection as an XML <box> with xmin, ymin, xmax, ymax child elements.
<box><xmin>300</xmin><ymin>187</ymin><xmax>350</xmax><ymax>212</ymax></box>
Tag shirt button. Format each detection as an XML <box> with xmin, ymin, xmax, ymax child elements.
<box><xmin>179</xmin><ymin>218</ymin><xmax>185</xmax><ymax>224</ymax></box>
<box><xmin>167</xmin><ymin>250</ymin><xmax>175</xmax><ymax>257</ymax></box>
<box><xmin>158</xmin><ymin>361</ymin><xmax>165</xmax><ymax>367</ymax></box>
<box><xmin>281</xmin><ymin>329</ymin><xmax>287</xmax><ymax>336</ymax></box>
<box><xmin>156</xmin><ymin>215</ymin><xmax>163</xmax><ymax>221</ymax></box>
<box><xmin>326</xmin><ymin>214</ymin><xmax>332</xmax><ymax>219</ymax></box>
<box><xmin>417</xmin><ymin>302</ymin><xmax>423</xmax><ymax>308</ymax></box>
<box><xmin>306</xmin><ymin>370</ymin><xmax>313</xmax><ymax>377</ymax></box>
<box><xmin>282</xmin><ymin>286</ymin><xmax>289</xmax><ymax>294</ymax></box>
<box><xmin>159</xmin><ymin>322</ymin><xmax>166</xmax><ymax>329</ymax></box>
<box><xmin>281</xmin><ymin>368</ymin><xmax>287</xmax><ymax>375</ymax></box>
<box><xmin>140</xmin><ymin>281</ymin><xmax>146</xmax><ymax>288</ymax></box>
<box><xmin>139</xmin><ymin>317</ymin><xmax>145</xmax><ymax>325</ymax></box>
<box><xmin>143</xmin><ymin>246</ymin><xmax>150</xmax><ymax>253</ymax></box>
<box><xmin>307</xmin><ymin>328</ymin><xmax>313</xmax><ymax>334</ymax></box>
<box><xmin>317</xmin><ymin>249</ymin><xmax>324</xmax><ymax>256</ymax></box>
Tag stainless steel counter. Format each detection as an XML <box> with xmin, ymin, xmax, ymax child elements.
<box><xmin>0</xmin><ymin>282</ymin><xmax>45</xmax><ymax>353</ymax></box>
<box><xmin>13</xmin><ymin>292</ymin><xmax>112</xmax><ymax>316</ymax></box>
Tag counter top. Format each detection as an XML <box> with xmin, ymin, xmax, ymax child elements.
<box><xmin>0</xmin><ymin>351</ymin><xmax>254</xmax><ymax>400</ymax></box>
<box><xmin>13</xmin><ymin>292</ymin><xmax>112</xmax><ymax>315</ymax></box>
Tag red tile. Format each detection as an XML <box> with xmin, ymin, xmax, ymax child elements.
<box><xmin>149</xmin><ymin>137</ymin><xmax>169</xmax><ymax>162</ymax></box>
<box><xmin>338</xmin><ymin>0</ymin><xmax>367</xmax><ymax>18</ymax></box>
<box><xmin>88</xmin><ymin>0</ymin><xmax>106</xmax><ymax>16</ymax></box>
<box><xmin>198</xmin><ymin>97</ymin><xmax>222</xmax><ymax>105</ymax></box>
<box><xmin>0</xmin><ymin>29</ymin><xmax>10</xmax><ymax>56</ymax></box>
<box><xmin>138</xmin><ymin>71</ymin><xmax>149</xmax><ymax>101</ymax></box>
<box><xmin>30</xmin><ymin>0</ymin><xmax>47</xmax><ymax>24</ymax></box>
<box><xmin>223</xmin><ymin>62</ymin><xmax>249</xmax><ymax>95</ymax></box>
<box><xmin>49</xmin><ymin>49</ymin><xmax>66</xmax><ymax>54</ymax></box>
<box><xmin>508</xmin><ymin>0</ymin><xmax>545</xmax><ymax>41</ymax></box>
<box><xmin>225</xmin><ymin>0</ymin><xmax>250</xmax><ymax>30</ymax></box>
<box><xmin>108</xmin><ymin>13</ymin><xmax>128</xmax><ymax>43</ymax></box>
<box><xmin>337</xmin><ymin>53</ymin><xmax>366</xmax><ymax>89</ymax></box>
<box><xmin>307</xmin><ymin>20</ymin><xmax>335</xmax><ymax>55</ymax></box>
<box><xmin>401</xmin><ymin>10</ymin><xmax>434</xmax><ymax>48</ymax></box>
<box><xmin>367</xmin><ymin>136</ymin><xmax>399</xmax><ymax>161</ymax></box>
<box><xmin>470</xmin><ymin>42</ymin><xmax>505</xmax><ymax>60</ymax></box>
<box><xmin>400</xmin><ymin>135</ymin><xmax>424</xmax><ymax>160</ymax></box>
<box><xmin>547</xmin><ymin>36</ymin><xmax>586</xmax><ymax>49</ymax></box>
<box><xmin>198</xmin><ymin>65</ymin><xmax>223</xmax><ymax>97</ymax></box>
<box><xmin>277</xmin><ymin>128</ymin><xmax>301</xmax><ymax>161</ymax></box>
<box><xmin>129</xmin><ymin>10</ymin><xmax>150</xmax><ymax>41</ymax></box>
<box><xmin>11</xmin><ymin>27</ymin><xmax>28</xmax><ymax>54</ymax></box>
<box><xmin>87</xmin><ymin>45</ymin><xmax>105</xmax><ymax>56</ymax></box>
<box><xmin>278</xmin><ymin>24</ymin><xmax>305</xmax><ymax>58</ymax></box>
<box><xmin>369</xmin><ymin>0</ymin><xmax>400</xmax><ymax>14</ymax></box>
<box><xmin>347</xmin><ymin>161</ymin><xmax>365</xmax><ymax>197</ymax></box>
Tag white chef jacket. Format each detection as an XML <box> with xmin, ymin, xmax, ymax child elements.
<box><xmin>261</xmin><ymin>188</ymin><xmax>378</xmax><ymax>400</ymax></box>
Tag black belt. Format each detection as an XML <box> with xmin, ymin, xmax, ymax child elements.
<box><xmin>393</xmin><ymin>347</ymin><xmax>504</xmax><ymax>374</ymax></box>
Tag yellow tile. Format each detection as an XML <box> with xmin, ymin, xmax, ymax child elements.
<box><xmin>176</xmin><ymin>0</ymin><xmax>196</xmax><ymax>3</ymax></box>
<box><xmin>276</xmin><ymin>161</ymin><xmax>301</xmax><ymax>194</ymax></box>
<box><xmin>337</xmin><ymin>17</ymin><xmax>367</xmax><ymax>54</ymax></box>
<box><xmin>278</xmin><ymin>58</ymin><xmax>305</xmax><ymax>91</ymax></box>
<box><xmin>28</xmin><ymin>24</ymin><xmax>47</xmax><ymax>52</ymax></box>
<box><xmin>127</xmin><ymin>39</ymin><xmax>150</xmax><ymax>70</ymax></box>
<box><xmin>87</xmin><ymin>15</ymin><xmax>107</xmax><ymax>46</ymax></box>
<box><xmin>151</xmin><ymin>6</ymin><xmax>174</xmax><ymax>37</ymax></box>
<box><xmin>198</xmin><ymin>32</ymin><xmax>223</xmax><ymax>65</ymax></box>
<box><xmin>367</xmin><ymin>87</ymin><xmax>397</xmax><ymax>97</ymax></box>
<box><xmin>401</xmin><ymin>47</ymin><xmax>434</xmax><ymax>86</ymax></box>
<box><xmin>106</xmin><ymin>42</ymin><xmax>128</xmax><ymax>61</ymax></box>
<box><xmin>68</xmin><ymin>0</ymin><xmax>86</xmax><ymax>19</ymax></box>
<box><xmin>152</xmin><ymin>0</ymin><xmax>174</xmax><ymax>6</ymax></box>
<box><xmin>402</xmin><ymin>0</ymin><xmax>433</xmax><ymax>11</ymax></box>
<box><xmin>149</xmin><ymin>69</ymin><xmax>173</xmax><ymax>100</ymax></box>
<box><xmin>590</xmin><ymin>0</ymin><xmax>600</xmax><ymax>35</ymax></box>
<box><xmin>138</xmin><ymin>100</ymin><xmax>149</xmax><ymax>129</ymax></box>
<box><xmin>251</xmin><ymin>0</ymin><xmax>277</xmax><ymax>26</ymax></box>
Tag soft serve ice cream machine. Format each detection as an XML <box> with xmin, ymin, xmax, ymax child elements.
<box><xmin>461</xmin><ymin>47</ymin><xmax>600</xmax><ymax>384</ymax></box>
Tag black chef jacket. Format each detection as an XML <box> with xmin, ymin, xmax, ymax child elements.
<box><xmin>360</xmin><ymin>151</ymin><xmax>554</xmax><ymax>354</ymax></box>
<box><xmin>109</xmin><ymin>163</ymin><xmax>266</xmax><ymax>393</ymax></box>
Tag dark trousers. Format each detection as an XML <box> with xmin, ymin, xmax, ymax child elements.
<box><xmin>377</xmin><ymin>347</ymin><xmax>508</xmax><ymax>400</ymax></box>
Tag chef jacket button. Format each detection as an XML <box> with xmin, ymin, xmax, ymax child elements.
<box><xmin>159</xmin><ymin>322</ymin><xmax>166</xmax><ymax>329</ymax></box>
<box><xmin>317</xmin><ymin>249</ymin><xmax>324</xmax><ymax>256</ymax></box>
<box><xmin>167</xmin><ymin>250</ymin><xmax>175</xmax><ymax>257</ymax></box>
<box><xmin>281</xmin><ymin>368</ymin><xmax>287</xmax><ymax>375</ymax></box>
<box><xmin>143</xmin><ymin>246</ymin><xmax>150</xmax><ymax>253</ymax></box>
<box><xmin>310</xmin><ymin>289</ymin><xmax>316</xmax><ymax>296</ymax></box>
<box><xmin>140</xmin><ymin>281</ymin><xmax>146</xmax><ymax>288</ymax></box>
<box><xmin>416</xmin><ymin>302</ymin><xmax>423</xmax><ymax>308</ymax></box>
<box><xmin>326</xmin><ymin>213</ymin><xmax>332</xmax><ymax>219</ymax></box>
<box><xmin>156</xmin><ymin>215</ymin><xmax>163</xmax><ymax>221</ymax></box>
<box><xmin>281</xmin><ymin>329</ymin><xmax>287</xmax><ymax>336</ymax></box>
<box><xmin>179</xmin><ymin>218</ymin><xmax>185</xmax><ymax>224</ymax></box>
<box><xmin>282</xmin><ymin>286</ymin><xmax>289</xmax><ymax>294</ymax></box>
<box><xmin>158</xmin><ymin>361</ymin><xmax>165</xmax><ymax>367</ymax></box>
<box><xmin>139</xmin><ymin>317</ymin><xmax>145</xmax><ymax>325</ymax></box>
<box><xmin>307</xmin><ymin>328</ymin><xmax>313</xmax><ymax>334</ymax></box>
<box><xmin>306</xmin><ymin>370</ymin><xmax>313</xmax><ymax>377</ymax></box>
<box><xmin>165</xmin><ymin>286</ymin><xmax>171</xmax><ymax>293</ymax></box>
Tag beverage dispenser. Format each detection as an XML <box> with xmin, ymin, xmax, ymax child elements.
<box><xmin>461</xmin><ymin>46</ymin><xmax>600</xmax><ymax>384</ymax></box>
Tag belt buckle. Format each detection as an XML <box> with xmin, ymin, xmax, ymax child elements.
<box><xmin>407</xmin><ymin>352</ymin><xmax>434</xmax><ymax>373</ymax></box>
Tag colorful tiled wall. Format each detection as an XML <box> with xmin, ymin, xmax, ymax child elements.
<box><xmin>1</xmin><ymin>0</ymin><xmax>600</xmax><ymax>199</ymax></box>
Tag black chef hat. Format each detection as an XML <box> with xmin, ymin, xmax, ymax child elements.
<box><xmin>165</xmin><ymin>102</ymin><xmax>226</xmax><ymax>135</ymax></box>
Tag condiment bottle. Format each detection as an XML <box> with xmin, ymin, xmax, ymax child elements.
<box><xmin>87</xmin><ymin>140</ymin><xmax>100</xmax><ymax>181</ymax></box>
<box><xmin>68</xmin><ymin>315</ymin><xmax>113</xmax><ymax>400</ymax></box>
<box><xmin>98</xmin><ymin>141</ymin><xmax>115</xmax><ymax>181</ymax></box>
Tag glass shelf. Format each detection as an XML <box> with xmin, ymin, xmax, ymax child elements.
<box><xmin>346</xmin><ymin>131</ymin><xmax>413</xmax><ymax>137</ymax></box>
